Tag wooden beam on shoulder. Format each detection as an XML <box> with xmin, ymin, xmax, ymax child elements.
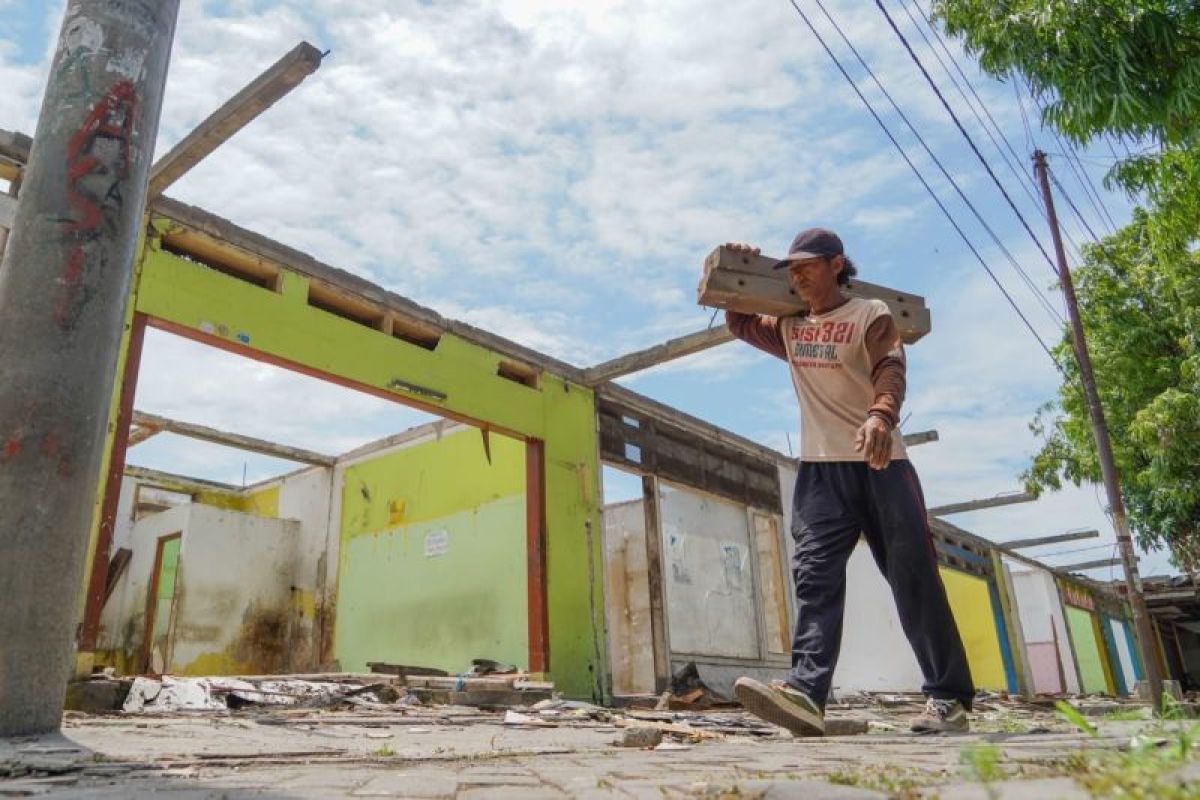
<box><xmin>928</xmin><ymin>491</ymin><xmax>1035</xmax><ymax>516</ymax></box>
<box><xmin>1005</xmin><ymin>529</ymin><xmax>1100</xmax><ymax>550</ymax></box>
<box><xmin>131</xmin><ymin>410</ymin><xmax>335</xmax><ymax>466</ymax></box>
<box><xmin>148</xmin><ymin>42</ymin><xmax>324</xmax><ymax>199</ymax></box>
<box><xmin>582</xmin><ymin>326</ymin><xmax>734</xmax><ymax>386</ymax></box>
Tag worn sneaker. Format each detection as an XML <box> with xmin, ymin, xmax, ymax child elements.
<box><xmin>733</xmin><ymin>677</ymin><xmax>824</xmax><ymax>737</ymax></box>
<box><xmin>910</xmin><ymin>697</ymin><xmax>969</xmax><ymax>733</ymax></box>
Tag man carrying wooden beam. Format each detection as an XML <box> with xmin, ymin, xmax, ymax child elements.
<box><xmin>719</xmin><ymin>229</ymin><xmax>974</xmax><ymax>736</ymax></box>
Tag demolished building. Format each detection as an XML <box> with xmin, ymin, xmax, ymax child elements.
<box><xmin>1</xmin><ymin>129</ymin><xmax>1195</xmax><ymax>707</ymax></box>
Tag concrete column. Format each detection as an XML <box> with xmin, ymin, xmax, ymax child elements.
<box><xmin>0</xmin><ymin>0</ymin><xmax>180</xmax><ymax>736</ymax></box>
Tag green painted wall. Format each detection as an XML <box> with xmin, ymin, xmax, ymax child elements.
<box><xmin>1066</xmin><ymin>606</ymin><xmax>1110</xmax><ymax>694</ymax></box>
<box><xmin>133</xmin><ymin>236</ymin><xmax>607</xmax><ymax>699</ymax></box>
<box><xmin>336</xmin><ymin>429</ymin><xmax>526</xmax><ymax>674</ymax></box>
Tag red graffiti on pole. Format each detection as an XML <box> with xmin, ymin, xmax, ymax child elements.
<box><xmin>56</xmin><ymin>79</ymin><xmax>137</xmax><ymax>331</ymax></box>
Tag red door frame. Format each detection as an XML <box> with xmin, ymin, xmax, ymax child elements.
<box><xmin>80</xmin><ymin>313</ymin><xmax>147</xmax><ymax>651</ymax></box>
<box><xmin>84</xmin><ymin>314</ymin><xmax>552</xmax><ymax>673</ymax></box>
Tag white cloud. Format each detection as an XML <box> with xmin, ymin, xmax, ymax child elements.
<box><xmin>1</xmin><ymin>0</ymin><xmax>1167</xmax><ymax>574</ymax></box>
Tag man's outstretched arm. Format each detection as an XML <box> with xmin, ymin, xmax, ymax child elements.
<box><xmin>726</xmin><ymin>311</ymin><xmax>786</xmax><ymax>360</ymax></box>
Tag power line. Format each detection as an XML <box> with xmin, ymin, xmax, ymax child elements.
<box><xmin>782</xmin><ymin>0</ymin><xmax>1063</xmax><ymax>369</ymax></box>
<box><xmin>808</xmin><ymin>0</ymin><xmax>1064</xmax><ymax>326</ymax></box>
<box><xmin>1050</xmin><ymin>168</ymin><xmax>1102</xmax><ymax>244</ymax></box>
<box><xmin>1017</xmin><ymin>74</ymin><xmax>1121</xmax><ymax>235</ymax></box>
<box><xmin>904</xmin><ymin>2</ymin><xmax>1048</xmax><ymax>222</ymax></box>
<box><xmin>1059</xmin><ymin>135</ymin><xmax>1120</xmax><ymax>234</ymax></box>
<box><xmin>874</xmin><ymin>0</ymin><xmax>1061</xmax><ymax>281</ymax></box>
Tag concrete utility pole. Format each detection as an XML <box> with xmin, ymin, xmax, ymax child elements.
<box><xmin>0</xmin><ymin>0</ymin><xmax>180</xmax><ymax>735</ymax></box>
<box><xmin>1032</xmin><ymin>150</ymin><xmax>1165</xmax><ymax>709</ymax></box>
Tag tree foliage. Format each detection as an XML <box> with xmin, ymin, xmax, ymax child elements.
<box><xmin>1025</xmin><ymin>214</ymin><xmax>1200</xmax><ymax>570</ymax></box>
<box><xmin>933</xmin><ymin>0</ymin><xmax>1200</xmax><ymax>254</ymax></box>
<box><xmin>932</xmin><ymin>1</ymin><xmax>1200</xmax><ymax>569</ymax></box>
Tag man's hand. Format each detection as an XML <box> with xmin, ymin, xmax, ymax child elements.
<box><xmin>854</xmin><ymin>416</ymin><xmax>893</xmax><ymax>470</ymax></box>
<box><xmin>725</xmin><ymin>242</ymin><xmax>760</xmax><ymax>256</ymax></box>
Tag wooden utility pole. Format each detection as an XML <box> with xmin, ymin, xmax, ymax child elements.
<box><xmin>1032</xmin><ymin>150</ymin><xmax>1165</xmax><ymax>708</ymax></box>
<box><xmin>0</xmin><ymin>0</ymin><xmax>180</xmax><ymax>735</ymax></box>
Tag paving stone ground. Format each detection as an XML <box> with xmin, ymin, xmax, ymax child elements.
<box><xmin>0</xmin><ymin>703</ymin><xmax>1193</xmax><ymax>798</ymax></box>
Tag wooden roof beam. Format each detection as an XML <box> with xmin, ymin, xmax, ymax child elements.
<box><xmin>124</xmin><ymin>464</ymin><xmax>242</xmax><ymax>496</ymax></box>
<box><xmin>1059</xmin><ymin>556</ymin><xmax>1134</xmax><ymax>573</ymax></box>
<box><xmin>148</xmin><ymin>42</ymin><xmax>324</xmax><ymax>199</ymax></box>
<box><xmin>928</xmin><ymin>491</ymin><xmax>1035</xmax><ymax>516</ymax></box>
<box><xmin>1005</xmin><ymin>529</ymin><xmax>1100</xmax><ymax>550</ymax></box>
<box><xmin>127</xmin><ymin>425</ymin><xmax>163</xmax><ymax>447</ymax></box>
<box><xmin>131</xmin><ymin>410</ymin><xmax>335</xmax><ymax>466</ymax></box>
<box><xmin>582</xmin><ymin>326</ymin><xmax>734</xmax><ymax>386</ymax></box>
<box><xmin>902</xmin><ymin>429</ymin><xmax>938</xmax><ymax>447</ymax></box>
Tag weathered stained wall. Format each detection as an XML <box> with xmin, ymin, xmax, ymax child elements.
<box><xmin>1010</xmin><ymin>566</ymin><xmax>1080</xmax><ymax>694</ymax></box>
<box><xmin>334</xmin><ymin>427</ymin><xmax>528</xmax><ymax>675</ymax></box>
<box><xmin>659</xmin><ymin>484</ymin><xmax>759</xmax><ymax>660</ymax></box>
<box><xmin>97</xmin><ymin>504</ymin><xmax>190</xmax><ymax>674</ymax></box>
<box><xmin>602</xmin><ymin>499</ymin><xmax>655</xmax><ymax>696</ymax></box>
<box><xmin>169</xmin><ymin>505</ymin><xmax>302</xmax><ymax>675</ymax></box>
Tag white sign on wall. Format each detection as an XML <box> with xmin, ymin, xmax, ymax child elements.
<box><xmin>424</xmin><ymin>529</ymin><xmax>449</xmax><ymax>558</ymax></box>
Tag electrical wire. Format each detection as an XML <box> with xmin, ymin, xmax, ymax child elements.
<box><xmin>874</xmin><ymin>0</ymin><xmax>1062</xmax><ymax>280</ymax></box>
<box><xmin>808</xmin><ymin>0</ymin><xmax>1065</xmax><ymax>326</ymax></box>
<box><xmin>909</xmin><ymin>4</ymin><xmax>1091</xmax><ymax>263</ymax></box>
<box><xmin>1017</xmin><ymin>73</ymin><xmax>1121</xmax><ymax>236</ymax></box>
<box><xmin>783</xmin><ymin>0</ymin><xmax>1064</xmax><ymax>369</ymax></box>
<box><xmin>904</xmin><ymin>2</ymin><xmax>1048</xmax><ymax>221</ymax></box>
<box><xmin>1050</xmin><ymin>168</ymin><xmax>1102</xmax><ymax>244</ymax></box>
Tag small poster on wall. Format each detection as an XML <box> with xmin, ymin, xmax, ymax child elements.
<box><xmin>424</xmin><ymin>529</ymin><xmax>449</xmax><ymax>558</ymax></box>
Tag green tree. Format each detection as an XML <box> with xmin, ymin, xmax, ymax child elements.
<box><xmin>933</xmin><ymin>1</ymin><xmax>1200</xmax><ymax>255</ymax></box>
<box><xmin>933</xmin><ymin>1</ymin><xmax>1200</xmax><ymax>570</ymax></box>
<box><xmin>1025</xmin><ymin>213</ymin><xmax>1200</xmax><ymax>571</ymax></box>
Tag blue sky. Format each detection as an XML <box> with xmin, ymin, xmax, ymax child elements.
<box><xmin>0</xmin><ymin>1</ymin><xmax>1175</xmax><ymax>577</ymax></box>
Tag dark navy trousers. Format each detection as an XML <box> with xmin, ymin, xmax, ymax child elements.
<box><xmin>785</xmin><ymin>459</ymin><xmax>975</xmax><ymax>709</ymax></box>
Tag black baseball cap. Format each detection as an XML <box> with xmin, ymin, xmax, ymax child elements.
<box><xmin>772</xmin><ymin>228</ymin><xmax>844</xmax><ymax>269</ymax></box>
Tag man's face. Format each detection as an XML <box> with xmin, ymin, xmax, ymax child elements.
<box><xmin>785</xmin><ymin>255</ymin><xmax>843</xmax><ymax>301</ymax></box>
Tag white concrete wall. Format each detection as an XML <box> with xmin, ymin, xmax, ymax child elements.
<box><xmin>659</xmin><ymin>483</ymin><xmax>758</xmax><ymax>660</ymax></box>
<box><xmin>1010</xmin><ymin>566</ymin><xmax>1081</xmax><ymax>694</ymax></box>
<box><xmin>834</xmin><ymin>543</ymin><xmax>926</xmax><ymax>693</ymax></box>
<box><xmin>168</xmin><ymin>505</ymin><xmax>301</xmax><ymax>674</ymax></box>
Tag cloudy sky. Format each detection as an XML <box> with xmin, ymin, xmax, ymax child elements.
<box><xmin>0</xmin><ymin>1</ymin><xmax>1175</xmax><ymax>577</ymax></box>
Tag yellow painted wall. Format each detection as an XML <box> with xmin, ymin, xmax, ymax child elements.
<box><xmin>940</xmin><ymin>568</ymin><xmax>1008</xmax><ymax>691</ymax></box>
<box><xmin>336</xmin><ymin>428</ymin><xmax>527</xmax><ymax>674</ymax></box>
